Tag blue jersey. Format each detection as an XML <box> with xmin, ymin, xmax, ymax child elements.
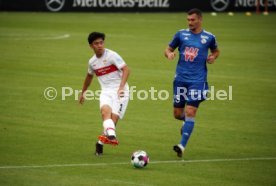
<box><xmin>169</xmin><ymin>29</ymin><xmax>218</xmax><ymax>82</ymax></box>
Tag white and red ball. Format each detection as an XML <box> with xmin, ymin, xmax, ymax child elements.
<box><xmin>131</xmin><ymin>150</ymin><xmax>149</xmax><ymax>168</ymax></box>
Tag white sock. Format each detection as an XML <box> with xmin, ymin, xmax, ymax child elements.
<box><xmin>98</xmin><ymin>140</ymin><xmax>104</xmax><ymax>145</ymax></box>
<box><xmin>178</xmin><ymin>144</ymin><xmax>185</xmax><ymax>152</ymax></box>
<box><xmin>103</xmin><ymin>119</ymin><xmax>116</xmax><ymax>137</ymax></box>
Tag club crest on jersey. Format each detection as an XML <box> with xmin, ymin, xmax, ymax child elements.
<box><xmin>103</xmin><ymin>59</ymin><xmax>107</xmax><ymax>64</ymax></box>
<box><xmin>201</xmin><ymin>39</ymin><xmax>207</xmax><ymax>44</ymax></box>
<box><xmin>200</xmin><ymin>35</ymin><xmax>208</xmax><ymax>44</ymax></box>
<box><xmin>184</xmin><ymin>47</ymin><xmax>199</xmax><ymax>62</ymax></box>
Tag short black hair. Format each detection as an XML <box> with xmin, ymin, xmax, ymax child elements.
<box><xmin>187</xmin><ymin>8</ymin><xmax>202</xmax><ymax>17</ymax></box>
<box><xmin>88</xmin><ymin>32</ymin><xmax>105</xmax><ymax>44</ymax></box>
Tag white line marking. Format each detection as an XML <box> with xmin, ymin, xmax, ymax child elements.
<box><xmin>104</xmin><ymin>179</ymin><xmax>156</xmax><ymax>186</ymax></box>
<box><xmin>150</xmin><ymin>157</ymin><xmax>276</xmax><ymax>164</ymax></box>
<box><xmin>0</xmin><ymin>157</ymin><xmax>275</xmax><ymax>170</ymax></box>
<box><xmin>43</xmin><ymin>34</ymin><xmax>70</xmax><ymax>40</ymax></box>
<box><xmin>0</xmin><ymin>33</ymin><xmax>70</xmax><ymax>40</ymax></box>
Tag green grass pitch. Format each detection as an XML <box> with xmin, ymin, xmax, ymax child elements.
<box><xmin>0</xmin><ymin>12</ymin><xmax>276</xmax><ymax>186</ymax></box>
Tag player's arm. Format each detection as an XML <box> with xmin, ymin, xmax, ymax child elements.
<box><xmin>79</xmin><ymin>73</ymin><xmax>93</xmax><ymax>104</ymax></box>
<box><xmin>118</xmin><ymin>65</ymin><xmax>130</xmax><ymax>97</ymax></box>
<box><xmin>207</xmin><ymin>48</ymin><xmax>220</xmax><ymax>64</ymax></box>
<box><xmin>164</xmin><ymin>46</ymin><xmax>176</xmax><ymax>60</ymax></box>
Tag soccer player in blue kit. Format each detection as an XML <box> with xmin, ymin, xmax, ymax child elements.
<box><xmin>164</xmin><ymin>9</ymin><xmax>220</xmax><ymax>157</ymax></box>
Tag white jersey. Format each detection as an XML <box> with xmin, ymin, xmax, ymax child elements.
<box><xmin>88</xmin><ymin>48</ymin><xmax>129</xmax><ymax>91</ymax></box>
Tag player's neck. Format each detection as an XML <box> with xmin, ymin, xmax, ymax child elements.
<box><xmin>96</xmin><ymin>53</ymin><xmax>103</xmax><ymax>58</ymax></box>
<box><xmin>190</xmin><ymin>28</ymin><xmax>203</xmax><ymax>34</ymax></box>
<box><xmin>95</xmin><ymin>49</ymin><xmax>105</xmax><ymax>58</ymax></box>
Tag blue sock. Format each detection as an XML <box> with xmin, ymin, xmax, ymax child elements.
<box><xmin>180</xmin><ymin>117</ymin><xmax>195</xmax><ymax>147</ymax></box>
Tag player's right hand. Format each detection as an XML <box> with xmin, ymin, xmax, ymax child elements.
<box><xmin>118</xmin><ymin>88</ymin><xmax>125</xmax><ymax>98</ymax></box>
<box><xmin>79</xmin><ymin>94</ymin><xmax>85</xmax><ymax>104</ymax></box>
<box><xmin>167</xmin><ymin>52</ymin><xmax>176</xmax><ymax>60</ymax></box>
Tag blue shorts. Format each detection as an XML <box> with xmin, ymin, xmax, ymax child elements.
<box><xmin>173</xmin><ymin>80</ymin><xmax>208</xmax><ymax>108</ymax></box>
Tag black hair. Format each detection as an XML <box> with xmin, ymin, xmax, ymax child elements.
<box><xmin>187</xmin><ymin>8</ymin><xmax>202</xmax><ymax>17</ymax></box>
<box><xmin>88</xmin><ymin>32</ymin><xmax>105</xmax><ymax>44</ymax></box>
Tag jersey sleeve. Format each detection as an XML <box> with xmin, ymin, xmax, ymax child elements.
<box><xmin>169</xmin><ymin>31</ymin><xmax>180</xmax><ymax>49</ymax></box>
<box><xmin>87</xmin><ymin>60</ymin><xmax>94</xmax><ymax>75</ymax></box>
<box><xmin>209</xmin><ymin>34</ymin><xmax>218</xmax><ymax>50</ymax></box>
<box><xmin>111</xmin><ymin>52</ymin><xmax>126</xmax><ymax>69</ymax></box>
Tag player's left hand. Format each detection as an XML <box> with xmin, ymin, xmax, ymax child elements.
<box><xmin>207</xmin><ymin>55</ymin><xmax>216</xmax><ymax>64</ymax></box>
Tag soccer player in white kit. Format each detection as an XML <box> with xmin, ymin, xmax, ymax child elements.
<box><xmin>79</xmin><ymin>32</ymin><xmax>130</xmax><ymax>156</ymax></box>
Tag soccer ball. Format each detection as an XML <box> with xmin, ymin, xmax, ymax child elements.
<box><xmin>131</xmin><ymin>150</ymin><xmax>149</xmax><ymax>168</ymax></box>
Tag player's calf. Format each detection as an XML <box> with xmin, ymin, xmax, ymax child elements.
<box><xmin>174</xmin><ymin>108</ymin><xmax>185</xmax><ymax>121</ymax></box>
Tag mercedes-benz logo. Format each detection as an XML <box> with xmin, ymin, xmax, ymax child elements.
<box><xmin>210</xmin><ymin>0</ymin><xmax>230</xmax><ymax>12</ymax></box>
<box><xmin>45</xmin><ymin>0</ymin><xmax>65</xmax><ymax>12</ymax></box>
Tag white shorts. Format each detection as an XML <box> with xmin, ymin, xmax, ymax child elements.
<box><xmin>99</xmin><ymin>89</ymin><xmax>129</xmax><ymax>119</ymax></box>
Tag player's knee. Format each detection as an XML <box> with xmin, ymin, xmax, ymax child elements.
<box><xmin>185</xmin><ymin>108</ymin><xmax>197</xmax><ymax>117</ymax></box>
